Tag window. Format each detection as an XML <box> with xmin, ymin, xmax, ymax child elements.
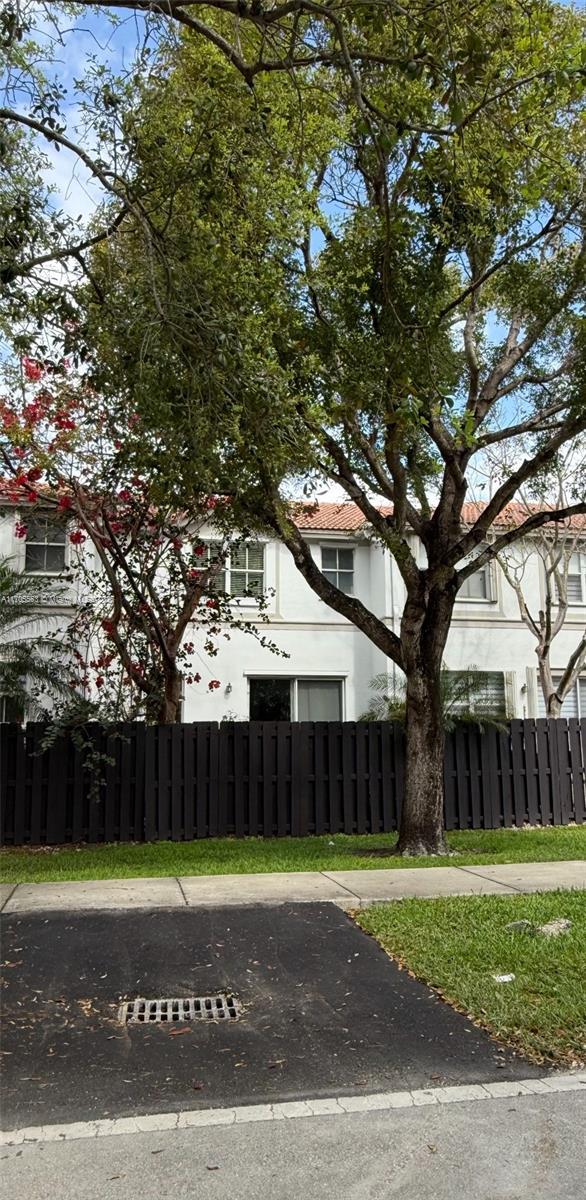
<box><xmin>457</xmin><ymin>560</ymin><xmax>493</xmax><ymax>601</ymax></box>
<box><xmin>445</xmin><ymin>670</ymin><xmax>508</xmax><ymax>717</ymax></box>
<box><xmin>321</xmin><ymin>546</ymin><xmax>354</xmax><ymax>594</ymax></box>
<box><xmin>0</xmin><ymin>695</ymin><xmax>24</xmax><ymax>723</ymax></box>
<box><xmin>565</xmin><ymin>553</ymin><xmax>585</xmax><ymax>604</ymax></box>
<box><xmin>203</xmin><ymin>542</ymin><xmax>226</xmax><ymax>592</ymax></box>
<box><xmin>297</xmin><ymin>679</ymin><xmax>342</xmax><ymax>721</ymax></box>
<box><xmin>250</xmin><ymin>678</ymin><xmax>291</xmax><ymax>720</ymax></box>
<box><xmin>537</xmin><ymin>674</ymin><xmax>586</xmax><ymax>718</ymax></box>
<box><xmin>229</xmin><ymin>543</ymin><xmax>264</xmax><ymax>597</ymax></box>
<box><xmin>249</xmin><ymin>677</ymin><xmax>343</xmax><ymax>721</ymax></box>
<box><xmin>200</xmin><ymin>541</ymin><xmax>263</xmax><ymax>597</ymax></box>
<box><xmin>24</xmin><ymin>517</ymin><xmax>66</xmax><ymax>574</ymax></box>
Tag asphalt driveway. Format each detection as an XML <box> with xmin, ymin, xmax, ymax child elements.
<box><xmin>1</xmin><ymin>903</ymin><xmax>541</xmax><ymax>1130</ymax></box>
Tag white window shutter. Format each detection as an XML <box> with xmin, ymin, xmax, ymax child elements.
<box><xmin>504</xmin><ymin>671</ymin><xmax>516</xmax><ymax>718</ymax></box>
<box><xmin>525</xmin><ymin>667</ymin><xmax>537</xmax><ymax>718</ymax></box>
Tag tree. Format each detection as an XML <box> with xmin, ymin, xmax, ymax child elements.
<box><xmin>492</xmin><ymin>459</ymin><xmax>586</xmax><ymax>717</ymax></box>
<box><xmin>0</xmin><ymin>366</ymin><xmax>282</xmax><ymax>723</ymax></box>
<box><xmin>71</xmin><ymin>3</ymin><xmax>586</xmax><ymax>853</ymax></box>
<box><xmin>2</xmin><ymin>2</ymin><xmax>586</xmax><ymax>850</ymax></box>
<box><xmin>0</xmin><ymin>555</ymin><xmax>70</xmax><ymax>718</ymax></box>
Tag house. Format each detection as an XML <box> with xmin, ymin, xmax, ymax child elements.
<box><xmin>1</xmin><ymin>498</ymin><xmax>585</xmax><ymax>722</ymax></box>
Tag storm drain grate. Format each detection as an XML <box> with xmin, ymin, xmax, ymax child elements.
<box><xmin>119</xmin><ymin>995</ymin><xmax>241</xmax><ymax>1025</ymax></box>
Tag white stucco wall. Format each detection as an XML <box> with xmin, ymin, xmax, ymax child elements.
<box><xmin>2</xmin><ymin>503</ymin><xmax>584</xmax><ymax>720</ymax></box>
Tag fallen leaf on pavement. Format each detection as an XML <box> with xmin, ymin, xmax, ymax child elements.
<box><xmin>168</xmin><ymin>1027</ymin><xmax>191</xmax><ymax>1037</ymax></box>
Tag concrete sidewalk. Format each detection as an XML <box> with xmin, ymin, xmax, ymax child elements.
<box><xmin>1</xmin><ymin>858</ymin><xmax>584</xmax><ymax>914</ymax></box>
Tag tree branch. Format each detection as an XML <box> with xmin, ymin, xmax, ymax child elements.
<box><xmin>458</xmin><ymin>505</ymin><xmax>586</xmax><ymax>580</ymax></box>
<box><xmin>2</xmin><ymin>206</ymin><xmax>128</xmax><ymax>284</ymax></box>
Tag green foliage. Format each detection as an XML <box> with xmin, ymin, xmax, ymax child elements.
<box><xmin>55</xmin><ymin>0</ymin><xmax>584</xmax><ymax>537</ymax></box>
<box><xmin>360</xmin><ymin>669</ymin><xmax>509</xmax><ymax>729</ymax></box>
<box><xmin>0</xmin><ymin>556</ymin><xmax>71</xmax><ymax>718</ymax></box>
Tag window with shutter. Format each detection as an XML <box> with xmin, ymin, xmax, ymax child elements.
<box><xmin>537</xmin><ymin>674</ymin><xmax>581</xmax><ymax>718</ymax></box>
<box><xmin>446</xmin><ymin>670</ymin><xmax>507</xmax><ymax>716</ymax></box>
<box><xmin>229</xmin><ymin>543</ymin><xmax>264</xmax><ymax>597</ymax></box>
<box><xmin>566</xmin><ymin>554</ymin><xmax>584</xmax><ymax>604</ymax></box>
<box><xmin>203</xmin><ymin>543</ymin><xmax>226</xmax><ymax>592</ymax></box>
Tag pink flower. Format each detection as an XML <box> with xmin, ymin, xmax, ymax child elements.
<box><xmin>23</xmin><ymin>356</ymin><xmax>44</xmax><ymax>382</ymax></box>
<box><xmin>58</xmin><ymin>495</ymin><xmax>73</xmax><ymax>510</ymax></box>
<box><xmin>194</xmin><ymin>544</ymin><xmax>205</xmax><ymax>556</ymax></box>
<box><xmin>69</xmin><ymin>529</ymin><xmax>86</xmax><ymax>545</ymax></box>
<box><xmin>208</xmin><ymin>679</ymin><xmax>221</xmax><ymax>690</ymax></box>
<box><xmin>14</xmin><ymin>522</ymin><xmax>28</xmax><ymax>539</ymax></box>
<box><xmin>54</xmin><ymin>413</ymin><xmax>76</xmax><ymax>431</ymax></box>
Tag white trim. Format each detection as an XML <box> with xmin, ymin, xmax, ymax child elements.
<box><xmin>243</xmin><ymin>670</ymin><xmax>349</xmax><ymax>678</ymax></box>
<box><xmin>2</xmin><ymin>1074</ymin><xmax>584</xmax><ymax>1146</ymax></box>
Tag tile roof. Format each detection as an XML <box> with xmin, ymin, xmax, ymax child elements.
<box><xmin>291</xmin><ymin>501</ymin><xmax>391</xmax><ymax>530</ymax></box>
<box><xmin>292</xmin><ymin>499</ymin><xmax>586</xmax><ymax>531</ymax></box>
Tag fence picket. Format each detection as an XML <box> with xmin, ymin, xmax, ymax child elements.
<box><xmin>568</xmin><ymin>718</ymin><xmax>585</xmax><ymax>824</ymax></box>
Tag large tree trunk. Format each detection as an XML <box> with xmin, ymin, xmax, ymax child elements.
<box><xmin>395</xmin><ymin>588</ymin><xmax>454</xmax><ymax>855</ymax></box>
<box><xmin>396</xmin><ymin>667</ymin><xmax>448</xmax><ymax>855</ymax></box>
<box><xmin>157</xmin><ymin>668</ymin><xmax>183</xmax><ymax>724</ymax></box>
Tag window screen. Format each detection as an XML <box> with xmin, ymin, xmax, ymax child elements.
<box><xmin>25</xmin><ymin>517</ymin><xmax>66</xmax><ymax>573</ymax></box>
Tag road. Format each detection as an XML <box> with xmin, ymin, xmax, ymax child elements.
<box><xmin>2</xmin><ymin>1091</ymin><xmax>585</xmax><ymax>1199</ymax></box>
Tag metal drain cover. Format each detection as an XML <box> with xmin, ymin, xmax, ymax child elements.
<box><xmin>120</xmin><ymin>995</ymin><xmax>241</xmax><ymax>1024</ymax></box>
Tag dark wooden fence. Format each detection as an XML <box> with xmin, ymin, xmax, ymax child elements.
<box><xmin>1</xmin><ymin>719</ymin><xmax>585</xmax><ymax>846</ymax></box>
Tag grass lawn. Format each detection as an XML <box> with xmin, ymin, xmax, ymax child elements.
<box><xmin>357</xmin><ymin>890</ymin><xmax>586</xmax><ymax>1066</ymax></box>
<box><xmin>1</xmin><ymin>825</ymin><xmax>584</xmax><ymax>885</ymax></box>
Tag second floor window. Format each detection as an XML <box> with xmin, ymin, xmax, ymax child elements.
<box><xmin>229</xmin><ymin>543</ymin><xmax>264</xmax><ymax>597</ymax></box>
<box><xmin>537</xmin><ymin>674</ymin><xmax>586</xmax><ymax>718</ymax></box>
<box><xmin>321</xmin><ymin>545</ymin><xmax>354</xmax><ymax>594</ymax></box>
<box><xmin>203</xmin><ymin>542</ymin><xmax>226</xmax><ymax>592</ymax></box>
<box><xmin>566</xmin><ymin>553</ymin><xmax>585</xmax><ymax>604</ymax></box>
<box><xmin>24</xmin><ymin>517</ymin><xmax>66</xmax><ymax>574</ymax></box>
<box><xmin>457</xmin><ymin>559</ymin><xmax>493</xmax><ymax>601</ymax></box>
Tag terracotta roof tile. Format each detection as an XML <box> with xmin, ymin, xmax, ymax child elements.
<box><xmin>292</xmin><ymin>501</ymin><xmax>393</xmax><ymax>530</ymax></box>
<box><xmin>292</xmin><ymin>499</ymin><xmax>586</xmax><ymax>532</ymax></box>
